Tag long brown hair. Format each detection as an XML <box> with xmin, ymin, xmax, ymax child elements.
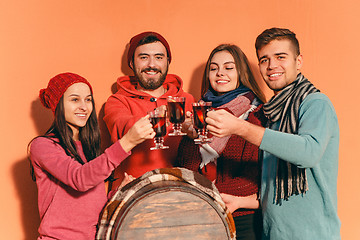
<box><xmin>201</xmin><ymin>44</ymin><xmax>266</xmax><ymax>103</ymax></box>
<box><xmin>28</xmin><ymin>94</ymin><xmax>101</xmax><ymax>181</ymax></box>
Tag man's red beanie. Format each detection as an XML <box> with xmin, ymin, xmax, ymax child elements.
<box><xmin>127</xmin><ymin>31</ymin><xmax>172</xmax><ymax>68</ymax></box>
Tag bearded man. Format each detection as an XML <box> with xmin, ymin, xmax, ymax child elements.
<box><xmin>104</xmin><ymin>32</ymin><xmax>195</xmax><ymax>190</ymax></box>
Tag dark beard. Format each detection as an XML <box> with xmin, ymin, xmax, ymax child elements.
<box><xmin>135</xmin><ymin>66</ymin><xmax>168</xmax><ymax>90</ymax></box>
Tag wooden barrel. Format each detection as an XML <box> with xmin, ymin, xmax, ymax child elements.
<box><xmin>97</xmin><ymin>167</ymin><xmax>236</xmax><ymax>240</ymax></box>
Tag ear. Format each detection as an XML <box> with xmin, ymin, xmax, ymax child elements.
<box><xmin>129</xmin><ymin>60</ymin><xmax>134</xmax><ymax>70</ymax></box>
<box><xmin>296</xmin><ymin>54</ymin><xmax>303</xmax><ymax>71</ymax></box>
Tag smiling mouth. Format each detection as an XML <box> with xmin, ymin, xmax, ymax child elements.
<box><xmin>145</xmin><ymin>71</ymin><xmax>158</xmax><ymax>75</ymax></box>
<box><xmin>75</xmin><ymin>113</ymin><xmax>87</xmax><ymax>118</ymax></box>
<box><xmin>268</xmin><ymin>73</ymin><xmax>283</xmax><ymax>78</ymax></box>
<box><xmin>216</xmin><ymin>80</ymin><xmax>229</xmax><ymax>84</ymax></box>
<box><xmin>142</xmin><ymin>68</ymin><xmax>160</xmax><ymax>75</ymax></box>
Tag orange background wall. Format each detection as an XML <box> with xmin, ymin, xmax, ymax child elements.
<box><xmin>1</xmin><ymin>0</ymin><xmax>359</xmax><ymax>239</ymax></box>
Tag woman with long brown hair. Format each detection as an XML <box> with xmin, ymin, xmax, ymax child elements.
<box><xmin>177</xmin><ymin>44</ymin><xmax>266</xmax><ymax>240</ymax></box>
<box><xmin>28</xmin><ymin>72</ymin><xmax>154</xmax><ymax>239</ymax></box>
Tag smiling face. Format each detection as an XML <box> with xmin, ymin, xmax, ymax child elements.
<box><xmin>131</xmin><ymin>41</ymin><xmax>169</xmax><ymax>90</ymax></box>
<box><xmin>257</xmin><ymin>39</ymin><xmax>303</xmax><ymax>94</ymax></box>
<box><xmin>63</xmin><ymin>82</ymin><xmax>93</xmax><ymax>140</ymax></box>
<box><xmin>208</xmin><ymin>50</ymin><xmax>239</xmax><ymax>95</ymax></box>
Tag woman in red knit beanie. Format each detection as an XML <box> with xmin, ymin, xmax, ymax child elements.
<box><xmin>176</xmin><ymin>45</ymin><xmax>266</xmax><ymax>240</ymax></box>
<box><xmin>28</xmin><ymin>72</ymin><xmax>155</xmax><ymax>240</ymax></box>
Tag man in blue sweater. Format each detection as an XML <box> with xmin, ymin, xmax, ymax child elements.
<box><xmin>206</xmin><ymin>27</ymin><xmax>341</xmax><ymax>239</ymax></box>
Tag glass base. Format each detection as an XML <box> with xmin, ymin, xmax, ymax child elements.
<box><xmin>150</xmin><ymin>137</ymin><xmax>169</xmax><ymax>150</ymax></box>
<box><xmin>168</xmin><ymin>124</ymin><xmax>186</xmax><ymax>136</ymax></box>
<box><xmin>194</xmin><ymin>134</ymin><xmax>213</xmax><ymax>145</ymax></box>
<box><xmin>150</xmin><ymin>145</ymin><xmax>169</xmax><ymax>150</ymax></box>
<box><xmin>168</xmin><ymin>130</ymin><xmax>186</xmax><ymax>136</ymax></box>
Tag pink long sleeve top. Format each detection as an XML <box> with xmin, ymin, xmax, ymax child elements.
<box><xmin>30</xmin><ymin>137</ymin><xmax>130</xmax><ymax>240</ymax></box>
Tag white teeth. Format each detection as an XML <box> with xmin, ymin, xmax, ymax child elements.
<box><xmin>146</xmin><ymin>71</ymin><xmax>157</xmax><ymax>75</ymax></box>
<box><xmin>270</xmin><ymin>73</ymin><xmax>283</xmax><ymax>77</ymax></box>
<box><xmin>76</xmin><ymin>114</ymin><xmax>86</xmax><ymax>117</ymax></box>
<box><xmin>216</xmin><ymin>80</ymin><xmax>229</xmax><ymax>83</ymax></box>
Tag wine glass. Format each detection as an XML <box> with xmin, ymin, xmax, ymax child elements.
<box><xmin>192</xmin><ymin>102</ymin><xmax>213</xmax><ymax>144</ymax></box>
<box><xmin>167</xmin><ymin>96</ymin><xmax>186</xmax><ymax>136</ymax></box>
<box><xmin>149</xmin><ymin>108</ymin><xmax>169</xmax><ymax>150</ymax></box>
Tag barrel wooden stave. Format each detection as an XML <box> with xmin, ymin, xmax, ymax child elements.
<box><xmin>112</xmin><ymin>181</ymin><xmax>228</xmax><ymax>240</ymax></box>
<box><xmin>97</xmin><ymin>168</ymin><xmax>236</xmax><ymax>240</ymax></box>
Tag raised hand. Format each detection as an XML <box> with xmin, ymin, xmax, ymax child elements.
<box><xmin>206</xmin><ymin>109</ymin><xmax>265</xmax><ymax>146</ymax></box>
<box><xmin>206</xmin><ymin>109</ymin><xmax>241</xmax><ymax>138</ymax></box>
<box><xmin>119</xmin><ymin>115</ymin><xmax>155</xmax><ymax>152</ymax></box>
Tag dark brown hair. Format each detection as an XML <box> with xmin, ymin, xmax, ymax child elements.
<box><xmin>255</xmin><ymin>27</ymin><xmax>300</xmax><ymax>58</ymax></box>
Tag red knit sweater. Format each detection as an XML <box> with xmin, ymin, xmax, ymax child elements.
<box><xmin>176</xmin><ymin>105</ymin><xmax>266</xmax><ymax>217</ymax></box>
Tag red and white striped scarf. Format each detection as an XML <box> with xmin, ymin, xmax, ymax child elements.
<box><xmin>199</xmin><ymin>92</ymin><xmax>261</xmax><ymax>170</ymax></box>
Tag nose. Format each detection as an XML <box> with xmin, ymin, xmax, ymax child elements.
<box><xmin>268</xmin><ymin>58</ymin><xmax>277</xmax><ymax>70</ymax></box>
<box><xmin>78</xmin><ymin>100</ymin><xmax>88</xmax><ymax>111</ymax></box>
<box><xmin>216</xmin><ymin>68</ymin><xmax>224</xmax><ymax>76</ymax></box>
<box><xmin>148</xmin><ymin>56</ymin><xmax>156</xmax><ymax>68</ymax></box>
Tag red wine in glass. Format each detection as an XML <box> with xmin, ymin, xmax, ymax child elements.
<box><xmin>151</xmin><ymin>116</ymin><xmax>167</xmax><ymax>138</ymax></box>
<box><xmin>192</xmin><ymin>102</ymin><xmax>213</xmax><ymax>144</ymax></box>
<box><xmin>149</xmin><ymin>109</ymin><xmax>169</xmax><ymax>150</ymax></box>
<box><xmin>193</xmin><ymin>106</ymin><xmax>207</xmax><ymax>129</ymax></box>
<box><xmin>167</xmin><ymin>96</ymin><xmax>186</xmax><ymax>136</ymax></box>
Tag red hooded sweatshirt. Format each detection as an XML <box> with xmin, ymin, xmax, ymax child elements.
<box><xmin>104</xmin><ymin>74</ymin><xmax>195</xmax><ymax>190</ymax></box>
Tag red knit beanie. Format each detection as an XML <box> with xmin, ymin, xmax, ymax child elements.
<box><xmin>127</xmin><ymin>31</ymin><xmax>172</xmax><ymax>68</ymax></box>
<box><xmin>39</xmin><ymin>72</ymin><xmax>93</xmax><ymax>114</ymax></box>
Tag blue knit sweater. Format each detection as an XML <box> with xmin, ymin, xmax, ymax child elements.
<box><xmin>259</xmin><ymin>92</ymin><xmax>341</xmax><ymax>240</ymax></box>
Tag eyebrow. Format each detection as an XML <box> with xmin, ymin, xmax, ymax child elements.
<box><xmin>210</xmin><ymin>61</ymin><xmax>235</xmax><ymax>65</ymax></box>
<box><xmin>138</xmin><ymin>53</ymin><xmax>166</xmax><ymax>57</ymax></box>
<box><xmin>259</xmin><ymin>52</ymin><xmax>288</xmax><ymax>61</ymax></box>
<box><xmin>68</xmin><ymin>94</ymin><xmax>92</xmax><ymax>97</ymax></box>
